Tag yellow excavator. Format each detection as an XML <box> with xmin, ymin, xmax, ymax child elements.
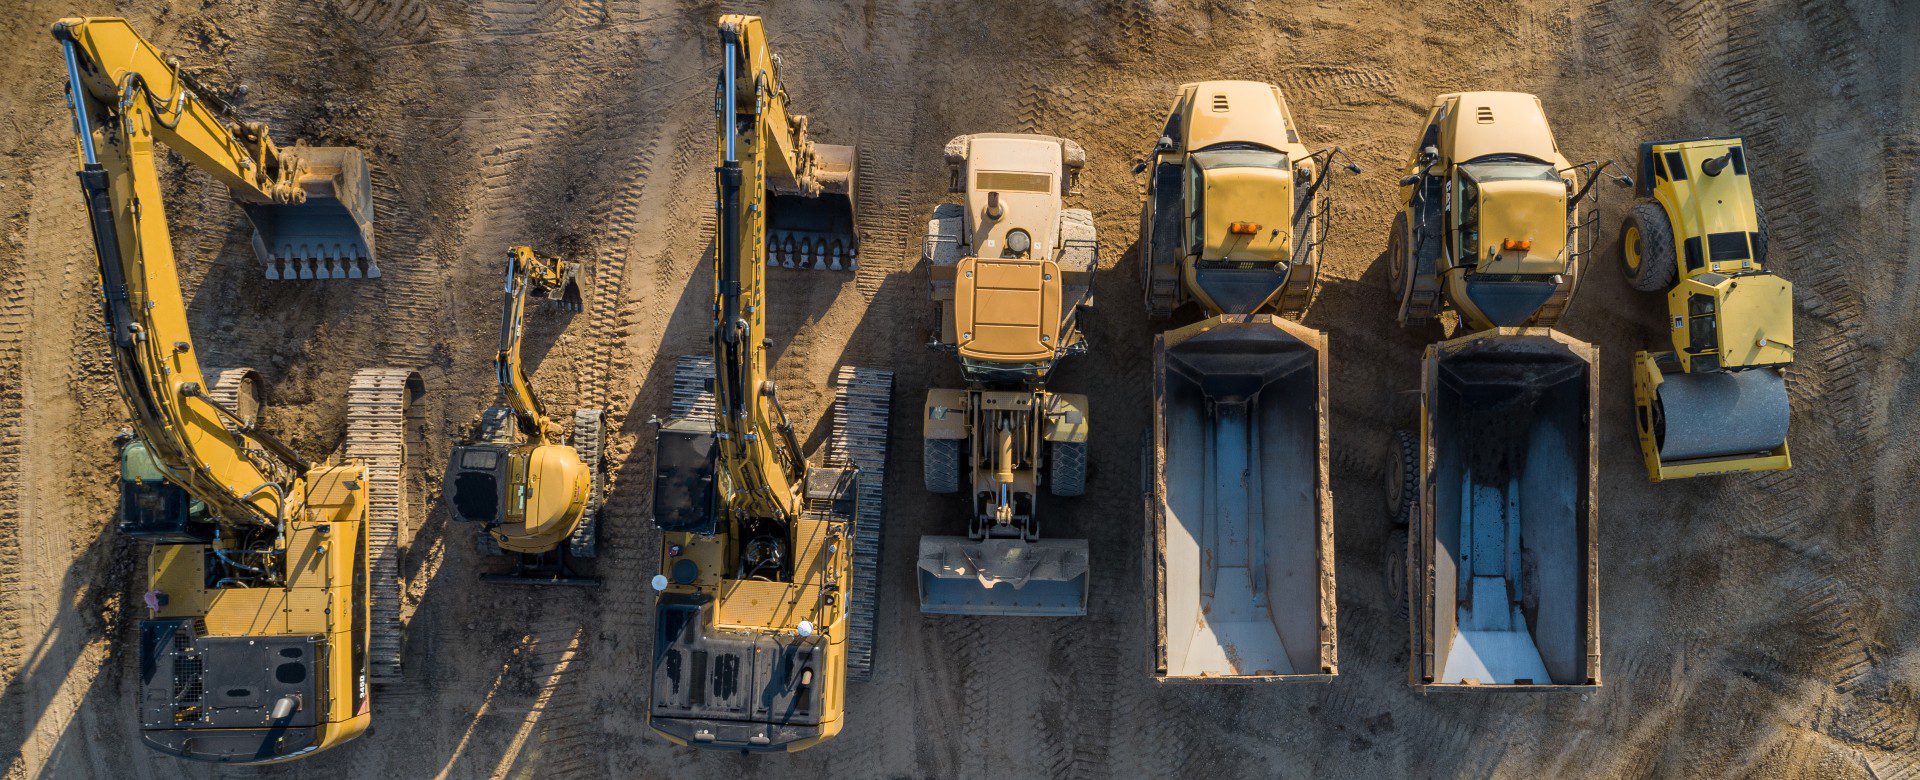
<box><xmin>647</xmin><ymin>15</ymin><xmax>893</xmax><ymax>752</ymax></box>
<box><xmin>55</xmin><ymin>17</ymin><xmax>420</xmax><ymax>762</ymax></box>
<box><xmin>445</xmin><ymin>246</ymin><xmax>602</xmax><ymax>583</ymax></box>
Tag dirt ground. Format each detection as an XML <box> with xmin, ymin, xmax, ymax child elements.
<box><xmin>1</xmin><ymin>0</ymin><xmax>1916</xmax><ymax>777</ymax></box>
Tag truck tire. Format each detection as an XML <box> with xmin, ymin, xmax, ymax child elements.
<box><xmin>1048</xmin><ymin>440</ymin><xmax>1087</xmax><ymax>497</ymax></box>
<box><xmin>924</xmin><ymin>437</ymin><xmax>963</xmax><ymax>494</ymax></box>
<box><xmin>1387</xmin><ymin>430</ymin><xmax>1416</xmax><ymax>527</ymax></box>
<box><xmin>1623</xmin><ymin>203</ymin><xmax>1677</xmax><ymax>292</ymax></box>
<box><xmin>1385</xmin><ymin>528</ymin><xmax>1409</xmax><ymax>625</ymax></box>
<box><xmin>1387</xmin><ymin>213</ymin><xmax>1407</xmax><ymax>300</ymax></box>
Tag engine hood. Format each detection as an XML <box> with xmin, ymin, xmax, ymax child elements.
<box><xmin>1201</xmin><ymin>167</ymin><xmax>1293</xmax><ymax>262</ymax></box>
<box><xmin>1474</xmin><ymin>178</ymin><xmax>1567</xmax><ymax>274</ymax></box>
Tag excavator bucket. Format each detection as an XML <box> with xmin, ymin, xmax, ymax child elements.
<box><xmin>244</xmin><ymin>146</ymin><xmax>378</xmax><ymax>280</ymax></box>
<box><xmin>767</xmin><ymin>142</ymin><xmax>859</xmax><ymax>270</ymax></box>
<box><xmin>535</xmin><ymin>261</ymin><xmax>585</xmax><ymax>313</ymax></box>
<box><xmin>917</xmin><ymin>536</ymin><xmax>1089</xmax><ymax>616</ymax></box>
<box><xmin>1150</xmin><ymin>314</ymin><xmax>1336</xmax><ymax>680</ymax></box>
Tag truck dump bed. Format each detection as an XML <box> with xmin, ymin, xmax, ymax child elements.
<box><xmin>1150</xmin><ymin>315</ymin><xmax>1335</xmax><ymax>681</ymax></box>
<box><xmin>1409</xmin><ymin>328</ymin><xmax>1600</xmax><ymax>690</ymax></box>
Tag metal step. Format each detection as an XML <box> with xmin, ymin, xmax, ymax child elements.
<box><xmin>830</xmin><ymin>366</ymin><xmax>893</xmax><ymax>682</ymax></box>
<box><xmin>669</xmin><ymin>355</ymin><xmax>717</xmax><ymax>423</ymax></box>
<box><xmin>343</xmin><ymin>368</ymin><xmax>421</xmax><ymax>684</ymax></box>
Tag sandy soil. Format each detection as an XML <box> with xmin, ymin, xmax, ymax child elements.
<box><xmin>1</xmin><ymin>0</ymin><xmax>1916</xmax><ymax>777</ymax></box>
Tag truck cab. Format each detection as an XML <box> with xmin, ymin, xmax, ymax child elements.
<box><xmin>1141</xmin><ymin>80</ymin><xmax>1323</xmax><ymax>318</ymax></box>
<box><xmin>1393</xmin><ymin>92</ymin><xmax>1592</xmax><ymax>331</ymax></box>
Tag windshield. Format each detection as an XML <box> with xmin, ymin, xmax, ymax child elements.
<box><xmin>960</xmin><ymin>357</ymin><xmax>1048</xmax><ymax>384</ymax></box>
<box><xmin>1191</xmin><ymin>144</ymin><xmax>1289</xmax><ymax>171</ymax></box>
<box><xmin>1458</xmin><ymin>155</ymin><xmax>1559</xmax><ymax>184</ymax></box>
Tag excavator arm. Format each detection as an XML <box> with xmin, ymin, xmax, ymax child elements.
<box><xmin>497</xmin><ymin>246</ymin><xmax>582</xmax><ymax>445</ymax></box>
<box><xmin>710</xmin><ymin>15</ymin><xmax>857</xmax><ymax>523</ymax></box>
<box><xmin>55</xmin><ymin>17</ymin><xmax>332</xmax><ymax>532</ymax></box>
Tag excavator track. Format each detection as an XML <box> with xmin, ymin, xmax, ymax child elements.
<box><xmin>829</xmin><ymin>366</ymin><xmax>893</xmax><ymax>681</ymax></box>
<box><xmin>568</xmin><ymin>408</ymin><xmax>605</xmax><ymax>559</ymax></box>
<box><xmin>344</xmin><ymin>368</ymin><xmax>422</xmax><ymax>683</ymax></box>
<box><xmin>205</xmin><ymin>367</ymin><xmax>263</xmax><ymax>429</ymax></box>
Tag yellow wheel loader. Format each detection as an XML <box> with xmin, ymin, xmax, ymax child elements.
<box><xmin>55</xmin><ymin>18</ymin><xmax>421</xmax><ymax>762</ymax></box>
<box><xmin>1621</xmin><ymin>137</ymin><xmax>1792</xmax><ymax>481</ymax></box>
<box><xmin>646</xmin><ymin>15</ymin><xmax>892</xmax><ymax>752</ymax></box>
<box><xmin>1385</xmin><ymin>92</ymin><xmax>1619</xmax><ymax>690</ymax></box>
<box><xmin>918</xmin><ymin>133</ymin><xmax>1095</xmax><ymax>616</ymax></box>
<box><xmin>1136</xmin><ymin>81</ymin><xmax>1358</xmax><ymax>680</ymax></box>
<box><xmin>445</xmin><ymin>246</ymin><xmax>603</xmax><ymax>584</ymax></box>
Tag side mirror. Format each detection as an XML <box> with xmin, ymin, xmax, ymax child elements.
<box><xmin>1154</xmin><ymin>135</ymin><xmax>1175</xmax><ymax>153</ymax></box>
<box><xmin>1132</xmin><ymin>160</ymin><xmax>1148</xmax><ymax>176</ymax></box>
<box><xmin>1419</xmin><ymin>146</ymin><xmax>1439</xmax><ymax>164</ymax></box>
<box><xmin>1399</xmin><ymin>174</ymin><xmax>1421</xmax><ymax>187</ymax></box>
<box><xmin>1345</xmin><ymin>162</ymin><xmax>1364</xmax><ymax>175</ymax></box>
<box><xmin>1612</xmin><ymin>173</ymin><xmax>1635</xmax><ymax>188</ymax></box>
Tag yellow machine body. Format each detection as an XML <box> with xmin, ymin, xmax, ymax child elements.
<box><xmin>920</xmin><ymin>133</ymin><xmax>1095</xmax><ymax>617</ymax></box>
<box><xmin>54</xmin><ymin>17</ymin><xmax>416</xmax><ymax>763</ymax></box>
<box><xmin>1390</xmin><ymin>91</ymin><xmax>1600</xmax><ymax>332</ymax></box>
<box><xmin>649</xmin><ymin>16</ymin><xmax>892</xmax><ymax>752</ymax></box>
<box><xmin>1140</xmin><ymin>80</ymin><xmax>1329</xmax><ymax>319</ymax></box>
<box><xmin>1623</xmin><ymin>137</ymin><xmax>1793</xmax><ymax>481</ymax></box>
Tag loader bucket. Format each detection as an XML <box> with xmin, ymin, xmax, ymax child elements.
<box><xmin>243</xmin><ymin>146</ymin><xmax>378</xmax><ymax>280</ymax></box>
<box><xmin>1150</xmin><ymin>315</ymin><xmax>1335</xmax><ymax>681</ymax></box>
<box><xmin>1412</xmin><ymin>329</ymin><xmax>1599</xmax><ymax>690</ymax></box>
<box><xmin>917</xmin><ymin>536</ymin><xmax>1089</xmax><ymax>616</ymax></box>
<box><xmin>767</xmin><ymin>142</ymin><xmax>859</xmax><ymax>270</ymax></box>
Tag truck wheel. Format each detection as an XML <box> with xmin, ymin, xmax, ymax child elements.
<box><xmin>1385</xmin><ymin>528</ymin><xmax>1409</xmax><ymax>625</ymax></box>
<box><xmin>1622</xmin><ymin>204</ymin><xmax>1677</xmax><ymax>292</ymax></box>
<box><xmin>1386</xmin><ymin>430</ymin><xmax>1415</xmax><ymax>527</ymax></box>
<box><xmin>1753</xmin><ymin>199</ymin><xmax>1769</xmax><ymax>264</ymax></box>
<box><xmin>1048</xmin><ymin>441</ymin><xmax>1087</xmax><ymax>497</ymax></box>
<box><xmin>923</xmin><ymin>437</ymin><xmax>963</xmax><ymax>494</ymax></box>
<box><xmin>1387</xmin><ymin>212</ymin><xmax>1408</xmax><ymax>296</ymax></box>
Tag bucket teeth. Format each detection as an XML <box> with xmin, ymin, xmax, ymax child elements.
<box><xmin>261</xmin><ymin>246</ymin><xmax>379</xmax><ymax>280</ymax></box>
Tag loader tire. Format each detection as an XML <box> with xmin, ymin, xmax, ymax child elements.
<box><xmin>1623</xmin><ymin>203</ymin><xmax>1677</xmax><ymax>292</ymax></box>
<box><xmin>1049</xmin><ymin>440</ymin><xmax>1087</xmax><ymax>497</ymax></box>
<box><xmin>1386</xmin><ymin>430</ymin><xmax>1416</xmax><ymax>527</ymax></box>
<box><xmin>924</xmin><ymin>437</ymin><xmax>963</xmax><ymax>494</ymax></box>
<box><xmin>1385</xmin><ymin>528</ymin><xmax>1409</xmax><ymax>625</ymax></box>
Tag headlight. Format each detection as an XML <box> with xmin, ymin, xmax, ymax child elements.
<box><xmin>1006</xmin><ymin>229</ymin><xmax>1032</xmax><ymax>256</ymax></box>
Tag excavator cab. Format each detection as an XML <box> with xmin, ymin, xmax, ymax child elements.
<box><xmin>243</xmin><ymin>143</ymin><xmax>378</xmax><ymax>281</ymax></box>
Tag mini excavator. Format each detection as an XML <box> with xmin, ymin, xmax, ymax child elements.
<box><xmin>647</xmin><ymin>15</ymin><xmax>893</xmax><ymax>752</ymax></box>
<box><xmin>55</xmin><ymin>17</ymin><xmax>419</xmax><ymax>763</ymax></box>
<box><xmin>446</xmin><ymin>246</ymin><xmax>603</xmax><ymax>583</ymax></box>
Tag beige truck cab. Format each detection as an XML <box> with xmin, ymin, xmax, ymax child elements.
<box><xmin>1140</xmin><ymin>80</ymin><xmax>1353</xmax><ymax>319</ymax></box>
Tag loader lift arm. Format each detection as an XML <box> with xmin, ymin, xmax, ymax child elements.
<box><xmin>54</xmin><ymin>17</ymin><xmax>408</xmax><ymax>763</ymax></box>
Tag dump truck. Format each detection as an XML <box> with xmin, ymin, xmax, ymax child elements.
<box><xmin>1385</xmin><ymin>92</ymin><xmax>1616</xmax><ymax>690</ymax></box>
<box><xmin>1392</xmin><ymin>329</ymin><xmax>1601</xmax><ymax>690</ymax></box>
<box><xmin>919</xmin><ymin>132</ymin><xmax>1095</xmax><ymax>616</ymax></box>
<box><xmin>1139</xmin><ymin>81</ymin><xmax>1355</xmax><ymax>680</ymax></box>
<box><xmin>1621</xmin><ymin>136</ymin><xmax>1792</xmax><ymax>481</ymax></box>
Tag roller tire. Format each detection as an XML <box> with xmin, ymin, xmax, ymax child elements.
<box><xmin>1049</xmin><ymin>441</ymin><xmax>1087</xmax><ymax>498</ymax></box>
<box><xmin>1623</xmin><ymin>203</ymin><xmax>1677</xmax><ymax>292</ymax></box>
<box><xmin>1753</xmin><ymin>199</ymin><xmax>1770</xmax><ymax>264</ymax></box>
<box><xmin>923</xmin><ymin>437</ymin><xmax>963</xmax><ymax>494</ymax></box>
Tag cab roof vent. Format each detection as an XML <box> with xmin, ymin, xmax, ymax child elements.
<box><xmin>1475</xmin><ymin>106</ymin><xmax>1495</xmax><ymax>124</ymax></box>
<box><xmin>1210</xmin><ymin>93</ymin><xmax>1230</xmax><ymax>113</ymax></box>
